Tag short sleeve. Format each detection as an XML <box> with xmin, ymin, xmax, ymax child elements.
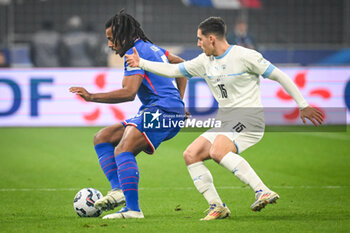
<box><xmin>243</xmin><ymin>49</ymin><xmax>275</xmax><ymax>78</ymax></box>
<box><xmin>178</xmin><ymin>54</ymin><xmax>206</xmax><ymax>79</ymax></box>
<box><xmin>124</xmin><ymin>48</ymin><xmax>145</xmax><ymax>77</ymax></box>
<box><xmin>158</xmin><ymin>47</ymin><xmax>169</xmax><ymax>57</ymax></box>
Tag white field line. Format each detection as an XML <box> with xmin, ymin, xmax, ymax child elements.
<box><xmin>0</xmin><ymin>185</ymin><xmax>348</xmax><ymax>192</ymax></box>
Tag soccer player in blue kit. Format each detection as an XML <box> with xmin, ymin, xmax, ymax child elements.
<box><xmin>69</xmin><ymin>10</ymin><xmax>187</xmax><ymax>219</ymax></box>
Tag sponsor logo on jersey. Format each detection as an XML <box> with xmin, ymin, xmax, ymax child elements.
<box><xmin>150</xmin><ymin>45</ymin><xmax>160</xmax><ymax>52</ymax></box>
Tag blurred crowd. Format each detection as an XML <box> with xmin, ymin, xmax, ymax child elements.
<box><xmin>0</xmin><ymin>16</ymin><xmax>257</xmax><ymax>68</ymax></box>
<box><xmin>29</xmin><ymin>16</ymin><xmax>111</xmax><ymax>68</ymax></box>
<box><xmin>227</xmin><ymin>19</ymin><xmax>257</xmax><ymax>50</ymax></box>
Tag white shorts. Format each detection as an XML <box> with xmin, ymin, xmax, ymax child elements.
<box><xmin>201</xmin><ymin>125</ymin><xmax>264</xmax><ymax>154</ymax></box>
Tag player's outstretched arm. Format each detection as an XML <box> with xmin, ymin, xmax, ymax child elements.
<box><xmin>69</xmin><ymin>74</ymin><xmax>143</xmax><ymax>104</ymax></box>
<box><xmin>268</xmin><ymin>67</ymin><xmax>324</xmax><ymax>126</ymax></box>
<box><xmin>125</xmin><ymin>47</ymin><xmax>184</xmax><ymax>78</ymax></box>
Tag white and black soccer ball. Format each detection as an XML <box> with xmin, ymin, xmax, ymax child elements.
<box><xmin>73</xmin><ymin>188</ymin><xmax>103</xmax><ymax>217</ymax></box>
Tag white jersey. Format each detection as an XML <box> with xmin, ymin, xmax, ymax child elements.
<box><xmin>178</xmin><ymin>45</ymin><xmax>274</xmax><ymax>126</ymax></box>
<box><xmin>179</xmin><ymin>45</ymin><xmax>274</xmax><ymax>109</ymax></box>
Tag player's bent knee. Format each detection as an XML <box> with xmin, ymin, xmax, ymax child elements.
<box><xmin>114</xmin><ymin>142</ymin><xmax>127</xmax><ymax>155</ymax></box>
<box><xmin>114</xmin><ymin>140</ymin><xmax>140</xmax><ymax>155</ymax></box>
<box><xmin>183</xmin><ymin>149</ymin><xmax>196</xmax><ymax>165</ymax></box>
<box><xmin>94</xmin><ymin>129</ymin><xmax>107</xmax><ymax>145</ymax></box>
<box><xmin>209</xmin><ymin>147</ymin><xmax>226</xmax><ymax>163</ymax></box>
<box><xmin>183</xmin><ymin>149</ymin><xmax>191</xmax><ymax>162</ymax></box>
<box><xmin>183</xmin><ymin>148</ymin><xmax>205</xmax><ymax>165</ymax></box>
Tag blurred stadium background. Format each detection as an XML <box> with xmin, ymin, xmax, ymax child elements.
<box><xmin>0</xmin><ymin>0</ymin><xmax>349</xmax><ymax>126</ymax></box>
<box><xmin>0</xmin><ymin>0</ymin><xmax>350</xmax><ymax>67</ymax></box>
<box><xmin>1</xmin><ymin>1</ymin><xmax>350</xmax><ymax>232</ymax></box>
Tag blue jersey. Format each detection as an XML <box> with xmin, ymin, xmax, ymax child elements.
<box><xmin>124</xmin><ymin>39</ymin><xmax>184</xmax><ymax>114</ymax></box>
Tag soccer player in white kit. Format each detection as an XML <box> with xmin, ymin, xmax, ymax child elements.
<box><xmin>126</xmin><ymin>17</ymin><xmax>324</xmax><ymax>220</ymax></box>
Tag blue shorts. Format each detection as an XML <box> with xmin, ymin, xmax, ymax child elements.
<box><xmin>122</xmin><ymin>106</ymin><xmax>185</xmax><ymax>154</ymax></box>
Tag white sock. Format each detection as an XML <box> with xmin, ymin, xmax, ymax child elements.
<box><xmin>187</xmin><ymin>161</ymin><xmax>223</xmax><ymax>205</ymax></box>
<box><xmin>219</xmin><ymin>152</ymin><xmax>269</xmax><ymax>193</ymax></box>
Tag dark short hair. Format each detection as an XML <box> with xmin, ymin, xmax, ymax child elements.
<box><xmin>198</xmin><ymin>17</ymin><xmax>226</xmax><ymax>38</ymax></box>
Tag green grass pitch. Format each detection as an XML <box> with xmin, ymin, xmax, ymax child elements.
<box><xmin>0</xmin><ymin>127</ymin><xmax>349</xmax><ymax>233</ymax></box>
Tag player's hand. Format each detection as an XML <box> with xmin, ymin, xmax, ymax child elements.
<box><xmin>125</xmin><ymin>47</ymin><xmax>140</xmax><ymax>68</ymax></box>
<box><xmin>184</xmin><ymin>109</ymin><xmax>191</xmax><ymax>120</ymax></box>
<box><xmin>69</xmin><ymin>87</ymin><xmax>93</xmax><ymax>102</ymax></box>
<box><xmin>300</xmin><ymin>106</ymin><xmax>324</xmax><ymax>126</ymax></box>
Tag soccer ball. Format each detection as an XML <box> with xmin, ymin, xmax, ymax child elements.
<box><xmin>73</xmin><ymin>188</ymin><xmax>103</xmax><ymax>217</ymax></box>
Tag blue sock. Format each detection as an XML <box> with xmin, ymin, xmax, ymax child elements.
<box><xmin>115</xmin><ymin>152</ymin><xmax>140</xmax><ymax>211</ymax></box>
<box><xmin>95</xmin><ymin>143</ymin><xmax>121</xmax><ymax>190</ymax></box>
